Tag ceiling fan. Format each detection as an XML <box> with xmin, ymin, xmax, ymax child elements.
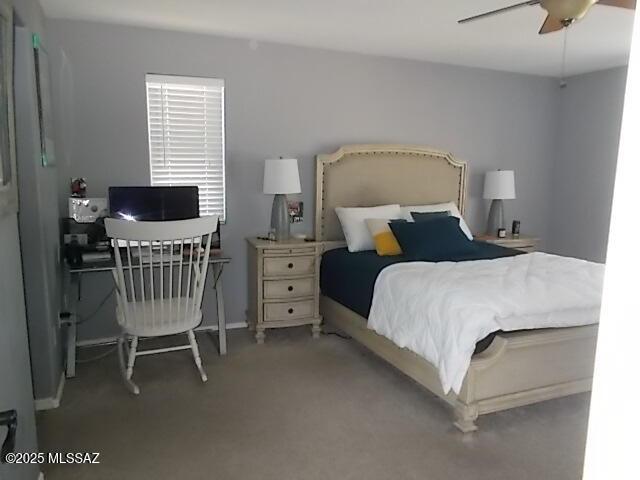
<box><xmin>459</xmin><ymin>0</ymin><xmax>636</xmax><ymax>34</ymax></box>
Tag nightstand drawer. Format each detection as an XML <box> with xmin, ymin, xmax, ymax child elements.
<box><xmin>263</xmin><ymin>256</ymin><xmax>315</xmax><ymax>277</ymax></box>
<box><xmin>264</xmin><ymin>278</ymin><xmax>314</xmax><ymax>299</ymax></box>
<box><xmin>264</xmin><ymin>300</ymin><xmax>315</xmax><ymax>322</ymax></box>
<box><xmin>264</xmin><ymin>247</ymin><xmax>315</xmax><ymax>256</ymax></box>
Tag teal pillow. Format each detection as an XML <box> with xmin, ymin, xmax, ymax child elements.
<box><xmin>389</xmin><ymin>216</ymin><xmax>476</xmax><ymax>261</ymax></box>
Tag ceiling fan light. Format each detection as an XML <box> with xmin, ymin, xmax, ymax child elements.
<box><xmin>540</xmin><ymin>0</ymin><xmax>597</xmax><ymax>20</ymax></box>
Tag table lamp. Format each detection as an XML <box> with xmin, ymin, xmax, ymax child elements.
<box><xmin>483</xmin><ymin>170</ymin><xmax>515</xmax><ymax>235</ymax></box>
<box><xmin>263</xmin><ymin>158</ymin><xmax>301</xmax><ymax>241</ymax></box>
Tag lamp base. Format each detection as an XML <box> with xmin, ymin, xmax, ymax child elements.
<box><xmin>486</xmin><ymin>199</ymin><xmax>505</xmax><ymax>235</ymax></box>
<box><xmin>270</xmin><ymin>194</ymin><xmax>290</xmax><ymax>242</ymax></box>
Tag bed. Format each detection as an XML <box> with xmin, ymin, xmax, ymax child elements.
<box><xmin>315</xmin><ymin>144</ymin><xmax>599</xmax><ymax>432</ymax></box>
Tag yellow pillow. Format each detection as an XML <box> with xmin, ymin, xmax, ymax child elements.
<box><xmin>365</xmin><ymin>218</ymin><xmax>403</xmax><ymax>256</ymax></box>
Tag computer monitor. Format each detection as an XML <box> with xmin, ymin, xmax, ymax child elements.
<box><xmin>108</xmin><ymin>186</ymin><xmax>199</xmax><ymax>221</ymax></box>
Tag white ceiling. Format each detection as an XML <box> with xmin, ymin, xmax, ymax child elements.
<box><xmin>39</xmin><ymin>0</ymin><xmax>635</xmax><ymax>77</ymax></box>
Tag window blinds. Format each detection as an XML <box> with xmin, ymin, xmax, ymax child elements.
<box><xmin>145</xmin><ymin>74</ymin><xmax>225</xmax><ymax>221</ymax></box>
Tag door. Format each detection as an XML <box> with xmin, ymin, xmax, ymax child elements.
<box><xmin>0</xmin><ymin>217</ymin><xmax>40</xmax><ymax>480</ymax></box>
<box><xmin>0</xmin><ymin>0</ymin><xmax>40</xmax><ymax>478</ymax></box>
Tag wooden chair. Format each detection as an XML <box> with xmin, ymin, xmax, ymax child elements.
<box><xmin>104</xmin><ymin>216</ymin><xmax>218</xmax><ymax>394</ymax></box>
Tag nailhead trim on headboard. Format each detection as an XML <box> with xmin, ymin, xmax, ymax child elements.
<box><xmin>315</xmin><ymin>145</ymin><xmax>467</xmax><ymax>242</ymax></box>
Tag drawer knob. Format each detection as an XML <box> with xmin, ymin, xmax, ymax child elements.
<box><xmin>288</xmin><ymin>308</ymin><xmax>294</xmax><ymax>314</ymax></box>
<box><xmin>287</xmin><ymin>285</ymin><xmax>293</xmax><ymax>292</ymax></box>
<box><xmin>287</xmin><ymin>263</ymin><xmax>294</xmax><ymax>269</ymax></box>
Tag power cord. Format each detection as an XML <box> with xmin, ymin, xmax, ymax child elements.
<box><xmin>62</xmin><ymin>287</ymin><xmax>117</xmax><ymax>363</ymax></box>
<box><xmin>74</xmin><ymin>287</ymin><xmax>115</xmax><ymax>325</ymax></box>
<box><xmin>322</xmin><ymin>330</ymin><xmax>352</xmax><ymax>340</ymax></box>
<box><xmin>76</xmin><ymin>344</ymin><xmax>117</xmax><ymax>363</ymax></box>
<box><xmin>213</xmin><ymin>264</ymin><xmax>224</xmax><ymax>287</ymax></box>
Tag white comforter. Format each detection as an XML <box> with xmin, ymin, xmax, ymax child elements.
<box><xmin>367</xmin><ymin>252</ymin><xmax>604</xmax><ymax>394</ymax></box>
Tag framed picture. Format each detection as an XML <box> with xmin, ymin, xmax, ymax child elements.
<box><xmin>0</xmin><ymin>0</ymin><xmax>17</xmax><ymax>217</ymax></box>
<box><xmin>288</xmin><ymin>200</ymin><xmax>303</xmax><ymax>223</ymax></box>
<box><xmin>33</xmin><ymin>33</ymin><xmax>55</xmax><ymax>167</ymax></box>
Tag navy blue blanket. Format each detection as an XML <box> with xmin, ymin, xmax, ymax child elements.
<box><xmin>320</xmin><ymin>241</ymin><xmax>521</xmax><ymax>319</ymax></box>
<box><xmin>320</xmin><ymin>241</ymin><xmax>522</xmax><ymax>354</ymax></box>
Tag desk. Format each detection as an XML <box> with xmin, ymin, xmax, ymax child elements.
<box><xmin>64</xmin><ymin>253</ymin><xmax>230</xmax><ymax>378</ymax></box>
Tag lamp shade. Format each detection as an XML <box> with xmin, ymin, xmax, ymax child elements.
<box><xmin>263</xmin><ymin>158</ymin><xmax>301</xmax><ymax>194</ymax></box>
<box><xmin>483</xmin><ymin>170</ymin><xmax>516</xmax><ymax>200</ymax></box>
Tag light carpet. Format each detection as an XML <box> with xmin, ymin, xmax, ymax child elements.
<box><xmin>37</xmin><ymin>327</ymin><xmax>589</xmax><ymax>479</ymax></box>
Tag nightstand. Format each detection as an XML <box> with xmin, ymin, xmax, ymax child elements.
<box><xmin>247</xmin><ymin>238</ymin><xmax>323</xmax><ymax>344</ymax></box>
<box><xmin>475</xmin><ymin>234</ymin><xmax>540</xmax><ymax>252</ymax></box>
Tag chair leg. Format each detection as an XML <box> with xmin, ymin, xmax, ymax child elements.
<box><xmin>187</xmin><ymin>330</ymin><xmax>208</xmax><ymax>382</ymax></box>
<box><xmin>126</xmin><ymin>336</ymin><xmax>138</xmax><ymax>380</ymax></box>
<box><xmin>118</xmin><ymin>336</ymin><xmax>140</xmax><ymax>395</ymax></box>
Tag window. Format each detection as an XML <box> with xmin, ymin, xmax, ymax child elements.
<box><xmin>145</xmin><ymin>74</ymin><xmax>225</xmax><ymax>221</ymax></box>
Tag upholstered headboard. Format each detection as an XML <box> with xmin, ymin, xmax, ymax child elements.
<box><xmin>315</xmin><ymin>145</ymin><xmax>467</xmax><ymax>241</ymax></box>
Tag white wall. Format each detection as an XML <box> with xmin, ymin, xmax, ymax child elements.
<box><xmin>548</xmin><ymin>67</ymin><xmax>628</xmax><ymax>262</ymax></box>
<box><xmin>46</xmin><ymin>19</ymin><xmax>565</xmax><ymax>340</ymax></box>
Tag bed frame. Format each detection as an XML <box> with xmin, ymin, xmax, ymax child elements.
<box><xmin>315</xmin><ymin>144</ymin><xmax>598</xmax><ymax>432</ymax></box>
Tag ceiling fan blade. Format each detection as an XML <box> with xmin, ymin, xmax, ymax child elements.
<box><xmin>539</xmin><ymin>14</ymin><xmax>565</xmax><ymax>34</ymax></box>
<box><xmin>597</xmin><ymin>0</ymin><xmax>636</xmax><ymax>9</ymax></box>
<box><xmin>458</xmin><ymin>0</ymin><xmax>540</xmax><ymax>24</ymax></box>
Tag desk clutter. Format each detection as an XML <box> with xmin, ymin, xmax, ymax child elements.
<box><xmin>62</xmin><ymin>216</ymin><xmax>111</xmax><ymax>267</ymax></box>
<box><xmin>64</xmin><ymin>178</ymin><xmax>113</xmax><ymax>268</ymax></box>
<box><xmin>62</xmin><ymin>182</ymin><xmax>221</xmax><ymax>269</ymax></box>
<box><xmin>64</xmin><ymin>237</ymin><xmax>223</xmax><ymax>269</ymax></box>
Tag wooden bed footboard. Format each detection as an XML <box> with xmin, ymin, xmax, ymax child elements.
<box><xmin>320</xmin><ymin>295</ymin><xmax>598</xmax><ymax>433</ymax></box>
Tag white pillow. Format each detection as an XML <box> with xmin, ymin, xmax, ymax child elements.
<box><xmin>400</xmin><ymin>202</ymin><xmax>473</xmax><ymax>240</ymax></box>
<box><xmin>335</xmin><ymin>204</ymin><xmax>402</xmax><ymax>252</ymax></box>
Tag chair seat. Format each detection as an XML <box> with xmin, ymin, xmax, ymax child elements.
<box><xmin>116</xmin><ymin>298</ymin><xmax>203</xmax><ymax>336</ymax></box>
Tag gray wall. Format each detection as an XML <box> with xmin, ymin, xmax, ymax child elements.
<box><xmin>548</xmin><ymin>67</ymin><xmax>628</xmax><ymax>263</ymax></box>
<box><xmin>47</xmin><ymin>19</ymin><xmax>562</xmax><ymax>341</ymax></box>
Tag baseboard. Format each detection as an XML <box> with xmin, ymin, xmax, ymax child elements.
<box><xmin>76</xmin><ymin>321</ymin><xmax>248</xmax><ymax>348</ymax></box>
<box><xmin>195</xmin><ymin>321</ymin><xmax>248</xmax><ymax>335</ymax></box>
<box><xmin>34</xmin><ymin>371</ymin><xmax>65</xmax><ymax>411</ymax></box>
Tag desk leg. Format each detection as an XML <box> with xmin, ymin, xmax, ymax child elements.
<box><xmin>66</xmin><ymin>320</ymin><xmax>77</xmax><ymax>378</ymax></box>
<box><xmin>214</xmin><ymin>264</ymin><xmax>227</xmax><ymax>355</ymax></box>
<box><xmin>65</xmin><ymin>271</ymin><xmax>80</xmax><ymax>379</ymax></box>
